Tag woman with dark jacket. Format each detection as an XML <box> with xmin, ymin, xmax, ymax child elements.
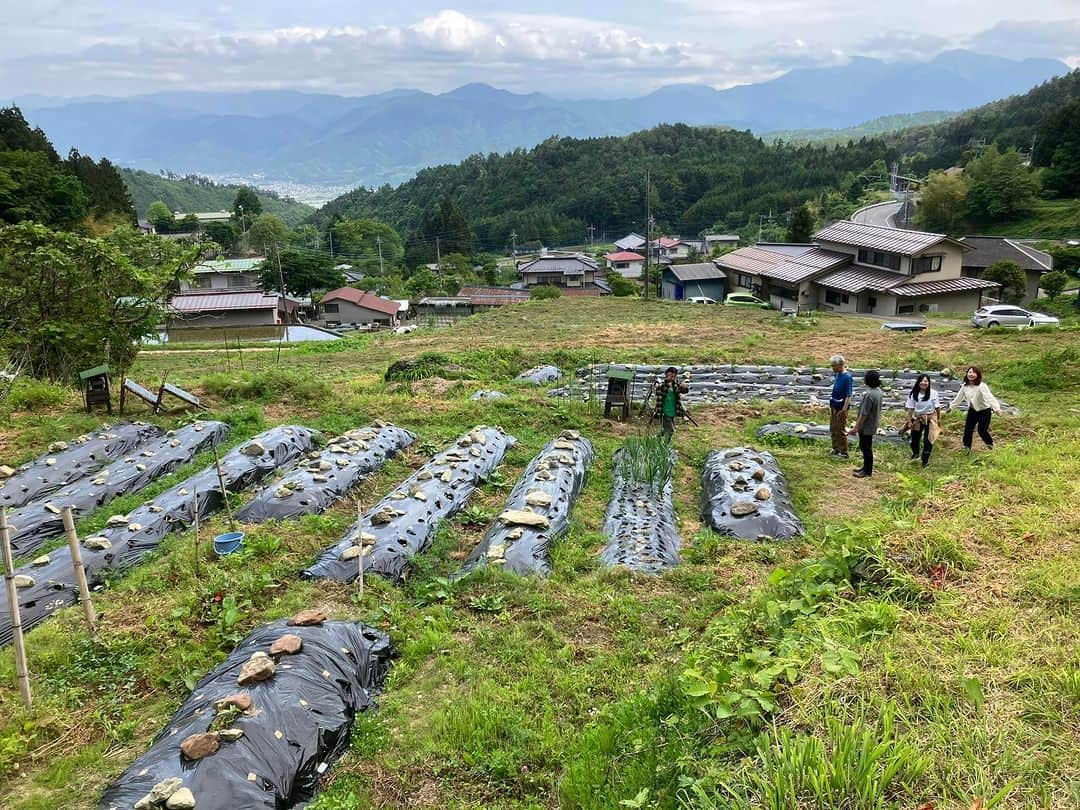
<box><xmin>905</xmin><ymin>374</ymin><xmax>941</xmax><ymax>467</ymax></box>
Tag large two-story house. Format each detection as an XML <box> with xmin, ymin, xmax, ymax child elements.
<box><xmin>517</xmin><ymin>253</ymin><xmax>611</xmax><ymax>293</ymax></box>
<box><xmin>715</xmin><ymin>221</ymin><xmax>1000</xmax><ymax>315</ymax></box>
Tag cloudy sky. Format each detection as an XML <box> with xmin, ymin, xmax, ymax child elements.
<box><xmin>2</xmin><ymin>1</ymin><xmax>1078</xmax><ymax>99</ymax></box>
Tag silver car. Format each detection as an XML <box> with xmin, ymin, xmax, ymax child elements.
<box><xmin>971</xmin><ymin>304</ymin><xmax>1060</xmax><ymax>329</ymax></box>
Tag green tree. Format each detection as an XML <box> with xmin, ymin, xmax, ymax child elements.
<box><xmin>405</xmin><ymin>267</ymin><xmax>441</xmax><ymax>298</ymax></box>
<box><xmin>246</xmin><ymin>213</ymin><xmax>288</xmax><ymax>259</ymax></box>
<box><xmin>204</xmin><ymin>220</ymin><xmax>239</xmax><ymax>254</ymax></box>
<box><xmin>0</xmin><ymin>107</ymin><xmax>58</xmax><ymax>159</ymax></box>
<box><xmin>607</xmin><ymin>272</ymin><xmax>638</xmax><ymax>297</ymax></box>
<box><xmin>147</xmin><ymin>201</ymin><xmax>175</xmax><ymax>233</ymax></box>
<box><xmin>530</xmin><ymin>285</ymin><xmax>561</xmax><ymax>300</ymax></box>
<box><xmin>915</xmin><ymin>171</ymin><xmax>969</xmax><ymax>233</ymax></box>
<box><xmin>259</xmin><ymin>248</ymin><xmax>343</xmax><ymax>297</ymax></box>
<box><xmin>0</xmin><ymin>150</ymin><xmax>87</xmax><ymax>229</ymax></box>
<box><xmin>331</xmin><ymin>218</ymin><xmax>404</xmax><ymax>274</ymax></box>
<box><xmin>984</xmin><ymin>259</ymin><xmax>1027</xmax><ymax>304</ymax></box>
<box><xmin>1034</xmin><ymin>100</ymin><xmax>1080</xmax><ymax>197</ymax></box>
<box><xmin>1039</xmin><ymin>271</ymin><xmax>1067</xmax><ymax>300</ymax></box>
<box><xmin>64</xmin><ymin>150</ymin><xmax>135</xmax><ymax>224</ymax></box>
<box><xmin>406</xmin><ymin>199</ymin><xmax>475</xmax><ymax>266</ymax></box>
<box><xmin>0</xmin><ymin>223</ymin><xmax>193</xmax><ymax>380</ymax></box>
<box><xmin>232</xmin><ymin>187</ymin><xmax>262</xmax><ymax>223</ymax></box>
<box><xmin>964</xmin><ymin>146</ymin><xmax>1039</xmax><ymax>223</ymax></box>
<box><xmin>786</xmin><ymin>203</ymin><xmax>814</xmax><ymax>242</ymax></box>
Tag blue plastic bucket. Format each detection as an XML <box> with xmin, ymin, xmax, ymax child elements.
<box><xmin>213</xmin><ymin>531</ymin><xmax>245</xmax><ymax>556</ymax></box>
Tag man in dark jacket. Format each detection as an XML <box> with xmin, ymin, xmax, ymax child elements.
<box><xmin>655</xmin><ymin>367</ymin><xmax>689</xmax><ymax>441</ymax></box>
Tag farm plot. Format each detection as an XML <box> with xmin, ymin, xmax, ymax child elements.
<box><xmin>5</xmin><ymin>421</ymin><xmax>227</xmax><ymax>558</ymax></box>
<box><xmin>235</xmin><ymin>423</ymin><xmax>416</xmax><ymax>523</ymax></box>
<box><xmin>756</xmin><ymin>420</ymin><xmax>907</xmax><ymax>445</ymax></box>
<box><xmin>552</xmin><ymin>364</ymin><xmax>969</xmax><ymax>410</ymax></box>
<box><xmin>459</xmin><ymin>431</ymin><xmax>594</xmax><ymax>577</ymax></box>
<box><xmin>700</xmin><ymin>447</ymin><xmax>804</xmax><ymax>540</ymax></box>
<box><xmin>303</xmin><ymin>426</ymin><xmax>515</xmax><ymax>582</ymax></box>
<box><xmin>0</xmin><ymin>426</ymin><xmax>316</xmax><ymax>646</ymax></box>
<box><xmin>600</xmin><ymin>438</ymin><xmax>680</xmax><ymax>574</ymax></box>
<box><xmin>0</xmin><ymin>422</ymin><xmax>162</xmax><ymax>509</ymax></box>
<box><xmin>100</xmin><ymin>613</ymin><xmax>393</xmax><ymax>810</ymax></box>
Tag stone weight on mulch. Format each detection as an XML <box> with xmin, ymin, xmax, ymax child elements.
<box><xmin>99</xmin><ymin>616</ymin><xmax>393</xmax><ymax>810</ymax></box>
<box><xmin>303</xmin><ymin>426</ymin><xmax>516</xmax><ymax>583</ymax></box>
<box><xmin>235</xmin><ymin>423</ymin><xmax>416</xmax><ymax>523</ymax></box>
<box><xmin>755</xmin><ymin>421</ymin><xmax>908</xmax><ymax>446</ymax></box>
<box><xmin>5</xmin><ymin>421</ymin><xmax>228</xmax><ymax>558</ymax></box>
<box><xmin>701</xmin><ymin>447</ymin><xmax>804</xmax><ymax>540</ymax></box>
<box><xmin>469</xmin><ymin>389</ymin><xmax>507</xmax><ymax>401</ymax></box>
<box><xmin>0</xmin><ymin>426</ymin><xmax>317</xmax><ymax>648</ymax></box>
<box><xmin>459</xmin><ymin>431</ymin><xmax>594</xmax><ymax>577</ymax></box>
<box><xmin>0</xmin><ymin>422</ymin><xmax>162</xmax><ymax>510</ymax></box>
<box><xmin>599</xmin><ymin>446</ymin><xmax>680</xmax><ymax>574</ymax></box>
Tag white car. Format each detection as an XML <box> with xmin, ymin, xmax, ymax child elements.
<box><xmin>686</xmin><ymin>296</ymin><xmax>717</xmax><ymax>304</ymax></box>
<box><xmin>971</xmin><ymin>304</ymin><xmax>1060</xmax><ymax>329</ymax></box>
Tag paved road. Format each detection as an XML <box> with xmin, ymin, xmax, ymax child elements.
<box><xmin>851</xmin><ymin>201</ymin><xmax>902</xmax><ymax>227</ymax></box>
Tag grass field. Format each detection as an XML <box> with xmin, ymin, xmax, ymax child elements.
<box><xmin>974</xmin><ymin>198</ymin><xmax>1080</xmax><ymax>240</ymax></box>
<box><xmin>1</xmin><ymin>298</ymin><xmax>1078</xmax><ymax>809</ymax></box>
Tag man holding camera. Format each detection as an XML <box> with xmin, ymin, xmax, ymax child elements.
<box><xmin>656</xmin><ymin>366</ymin><xmax>690</xmax><ymax>441</ymax></box>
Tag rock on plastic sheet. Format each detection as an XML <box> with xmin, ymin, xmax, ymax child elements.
<box><xmin>303</xmin><ymin>426</ymin><xmax>516</xmax><ymax>583</ymax></box>
<box><xmin>459</xmin><ymin>431</ymin><xmax>594</xmax><ymax>577</ymax></box>
<box><xmin>599</xmin><ymin>447</ymin><xmax>680</xmax><ymax>574</ymax></box>
<box><xmin>235</xmin><ymin>423</ymin><xmax>416</xmax><ymax>524</ymax></box>
<box><xmin>99</xmin><ymin>618</ymin><xmax>393</xmax><ymax>810</ymax></box>
<box><xmin>0</xmin><ymin>422</ymin><xmax>162</xmax><ymax>509</ymax></box>
<box><xmin>515</xmin><ymin>365</ymin><xmax>561</xmax><ymax>385</ymax></box>
<box><xmin>756</xmin><ymin>421</ymin><xmax>908</xmax><ymax>445</ymax></box>
<box><xmin>701</xmin><ymin>447</ymin><xmax>804</xmax><ymax>541</ymax></box>
<box><xmin>5</xmin><ymin>421</ymin><xmax>228</xmax><ymax>558</ymax></box>
<box><xmin>0</xmin><ymin>426</ymin><xmax>317</xmax><ymax>648</ymax></box>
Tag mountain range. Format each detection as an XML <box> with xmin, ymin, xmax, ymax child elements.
<box><xmin>17</xmin><ymin>50</ymin><xmax>1069</xmax><ymax>197</ymax></box>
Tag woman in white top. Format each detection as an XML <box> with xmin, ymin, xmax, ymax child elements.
<box><xmin>948</xmin><ymin>365</ymin><xmax>1002</xmax><ymax>450</ymax></box>
<box><xmin>906</xmin><ymin>374</ymin><xmax>941</xmax><ymax>466</ymax></box>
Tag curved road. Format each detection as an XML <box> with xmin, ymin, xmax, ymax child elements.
<box><xmin>851</xmin><ymin>200</ymin><xmax>903</xmax><ymax>227</ymax></box>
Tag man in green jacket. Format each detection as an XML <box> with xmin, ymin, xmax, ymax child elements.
<box><xmin>656</xmin><ymin>367</ymin><xmax>689</xmax><ymax>441</ymax></box>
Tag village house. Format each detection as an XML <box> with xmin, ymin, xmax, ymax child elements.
<box><xmin>704</xmin><ymin>233</ymin><xmax>740</xmax><ymax>253</ymax></box>
<box><xmin>166</xmin><ymin>290</ymin><xmax>299</xmax><ymax>331</ymax></box>
<box><xmin>959</xmin><ymin>236</ymin><xmax>1053</xmax><ymax>304</ymax></box>
<box><xmin>180</xmin><ymin>257</ymin><xmax>264</xmax><ymax>291</ymax></box>
<box><xmin>603</xmin><ymin>251</ymin><xmax>646</xmax><ymax>279</ymax></box>
<box><xmin>517</xmin><ymin>253</ymin><xmax>611</xmax><ymax>293</ymax></box>
<box><xmin>614</xmin><ymin>232</ymin><xmax>646</xmax><ymax>251</ymax></box>
<box><xmin>715</xmin><ymin>221</ymin><xmax>1000</xmax><ymax>315</ymax></box>
<box><xmin>660</xmin><ymin>263</ymin><xmax>728</xmax><ymax>301</ymax></box>
<box><xmin>319</xmin><ymin>287</ymin><xmax>400</xmax><ymax>327</ymax></box>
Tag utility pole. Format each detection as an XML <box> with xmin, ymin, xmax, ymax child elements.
<box><xmin>587</xmin><ymin>224</ymin><xmax>595</xmax><ymax>249</ymax></box>
<box><xmin>510</xmin><ymin>230</ymin><xmax>518</xmax><ymax>256</ymax></box>
<box><xmin>328</xmin><ymin>230</ymin><xmax>334</xmax><ymax>259</ymax></box>
<box><xmin>644</xmin><ymin>170</ymin><xmax>651</xmax><ymax>301</ymax></box>
<box><xmin>435</xmin><ymin>236</ymin><xmax>441</xmax><ymax>269</ymax></box>
<box><xmin>376</xmin><ymin>236</ymin><xmax>384</xmax><ymax>275</ymax></box>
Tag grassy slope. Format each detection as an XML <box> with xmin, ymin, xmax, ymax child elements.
<box><xmin>120</xmin><ymin>168</ymin><xmax>314</xmax><ymax>227</ymax></box>
<box><xmin>0</xmin><ymin>299</ymin><xmax>1077</xmax><ymax>810</ymax></box>
<box><xmin>968</xmin><ymin>199</ymin><xmax>1080</xmax><ymax>240</ymax></box>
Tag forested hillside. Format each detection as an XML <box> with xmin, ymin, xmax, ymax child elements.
<box><xmin>311</xmin><ymin>69</ymin><xmax>1080</xmax><ymax>250</ymax></box>
<box><xmin>121</xmin><ymin>169</ymin><xmax>313</xmax><ymax>226</ymax></box>
<box><xmin>0</xmin><ymin>106</ymin><xmax>135</xmax><ymax>231</ymax></box>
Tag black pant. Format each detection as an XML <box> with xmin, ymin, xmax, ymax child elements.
<box><xmin>660</xmin><ymin>415</ymin><xmax>675</xmax><ymax>440</ymax></box>
<box><xmin>858</xmin><ymin>432</ymin><xmax>874</xmax><ymax>474</ymax></box>
<box><xmin>911</xmin><ymin>423</ymin><xmax>934</xmax><ymax>462</ymax></box>
<box><xmin>963</xmin><ymin>407</ymin><xmax>994</xmax><ymax>449</ymax></box>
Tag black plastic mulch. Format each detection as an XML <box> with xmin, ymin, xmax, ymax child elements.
<box><xmin>599</xmin><ymin>446</ymin><xmax>681</xmax><ymax>574</ymax></box>
<box><xmin>700</xmin><ymin>447</ymin><xmax>804</xmax><ymax>541</ymax></box>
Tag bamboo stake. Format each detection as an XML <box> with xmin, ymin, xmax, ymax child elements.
<box><xmin>1</xmin><ymin>507</ymin><xmax>32</xmax><ymax>708</ymax></box>
<box><xmin>61</xmin><ymin>507</ymin><xmax>97</xmax><ymax>635</ymax></box>
<box><xmin>356</xmin><ymin>498</ymin><xmax>365</xmax><ymax>600</ymax></box>
<box><xmin>193</xmin><ymin>483</ymin><xmax>201</xmax><ymax>581</ymax></box>
<box><xmin>211</xmin><ymin>442</ymin><xmax>235</xmax><ymax>529</ymax></box>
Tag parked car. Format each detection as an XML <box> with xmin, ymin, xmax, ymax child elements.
<box><xmin>724</xmin><ymin>293</ymin><xmax>770</xmax><ymax>309</ymax></box>
<box><xmin>971</xmin><ymin>304</ymin><xmax>1060</xmax><ymax>329</ymax></box>
<box><xmin>686</xmin><ymin>296</ymin><xmax>717</xmax><ymax>304</ymax></box>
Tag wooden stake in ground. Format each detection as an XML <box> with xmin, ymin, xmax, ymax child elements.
<box><xmin>211</xmin><ymin>442</ymin><xmax>235</xmax><ymax>529</ymax></box>
<box><xmin>1</xmin><ymin>507</ymin><xmax>32</xmax><ymax>708</ymax></box>
<box><xmin>356</xmin><ymin>498</ymin><xmax>365</xmax><ymax>600</ymax></box>
<box><xmin>193</xmin><ymin>483</ymin><xmax>200</xmax><ymax>581</ymax></box>
<box><xmin>61</xmin><ymin>507</ymin><xmax>97</xmax><ymax>635</ymax></box>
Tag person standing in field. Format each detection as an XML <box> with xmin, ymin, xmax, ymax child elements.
<box><xmin>947</xmin><ymin>366</ymin><xmax>1003</xmax><ymax>451</ymax></box>
<box><xmin>848</xmin><ymin>369</ymin><xmax>882</xmax><ymax>478</ymax></box>
<box><xmin>656</xmin><ymin>366</ymin><xmax>689</xmax><ymax>441</ymax></box>
<box><xmin>828</xmin><ymin>354</ymin><xmax>853</xmax><ymax>458</ymax></box>
<box><xmin>906</xmin><ymin>373</ymin><xmax>941</xmax><ymax>467</ymax></box>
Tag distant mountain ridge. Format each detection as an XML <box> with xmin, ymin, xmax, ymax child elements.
<box><xmin>18</xmin><ymin>50</ymin><xmax>1068</xmax><ymax>191</ymax></box>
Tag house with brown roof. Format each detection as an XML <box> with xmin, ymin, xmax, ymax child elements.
<box><xmin>714</xmin><ymin>222</ymin><xmax>1000</xmax><ymax>315</ymax></box>
<box><xmin>166</xmin><ymin>290</ymin><xmax>299</xmax><ymax>330</ymax></box>
<box><xmin>959</xmin><ymin>236</ymin><xmax>1053</xmax><ymax>304</ymax></box>
<box><xmin>320</xmin><ymin>287</ymin><xmax>399</xmax><ymax>327</ymax></box>
<box><xmin>604</xmin><ymin>251</ymin><xmax>646</xmax><ymax>279</ymax></box>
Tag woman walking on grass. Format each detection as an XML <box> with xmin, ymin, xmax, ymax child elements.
<box><xmin>948</xmin><ymin>366</ymin><xmax>1003</xmax><ymax>451</ymax></box>
<box><xmin>906</xmin><ymin>374</ymin><xmax>941</xmax><ymax>467</ymax></box>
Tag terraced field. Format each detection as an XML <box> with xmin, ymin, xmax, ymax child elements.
<box><xmin>1</xmin><ymin>298</ymin><xmax>1077</xmax><ymax>809</ymax></box>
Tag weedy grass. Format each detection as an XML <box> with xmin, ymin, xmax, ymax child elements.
<box><xmin>0</xmin><ymin>298</ymin><xmax>1077</xmax><ymax>809</ymax></box>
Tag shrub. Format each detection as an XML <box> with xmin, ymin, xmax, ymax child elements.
<box><xmin>530</xmin><ymin>285</ymin><xmax>561</xmax><ymax>300</ymax></box>
<box><xmin>199</xmin><ymin>369</ymin><xmax>330</xmax><ymax>404</ymax></box>
<box><xmin>4</xmin><ymin>377</ymin><xmax>71</xmax><ymax>411</ymax></box>
<box><xmin>1040</xmin><ymin>271</ymin><xmax>1068</xmax><ymax>300</ymax></box>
